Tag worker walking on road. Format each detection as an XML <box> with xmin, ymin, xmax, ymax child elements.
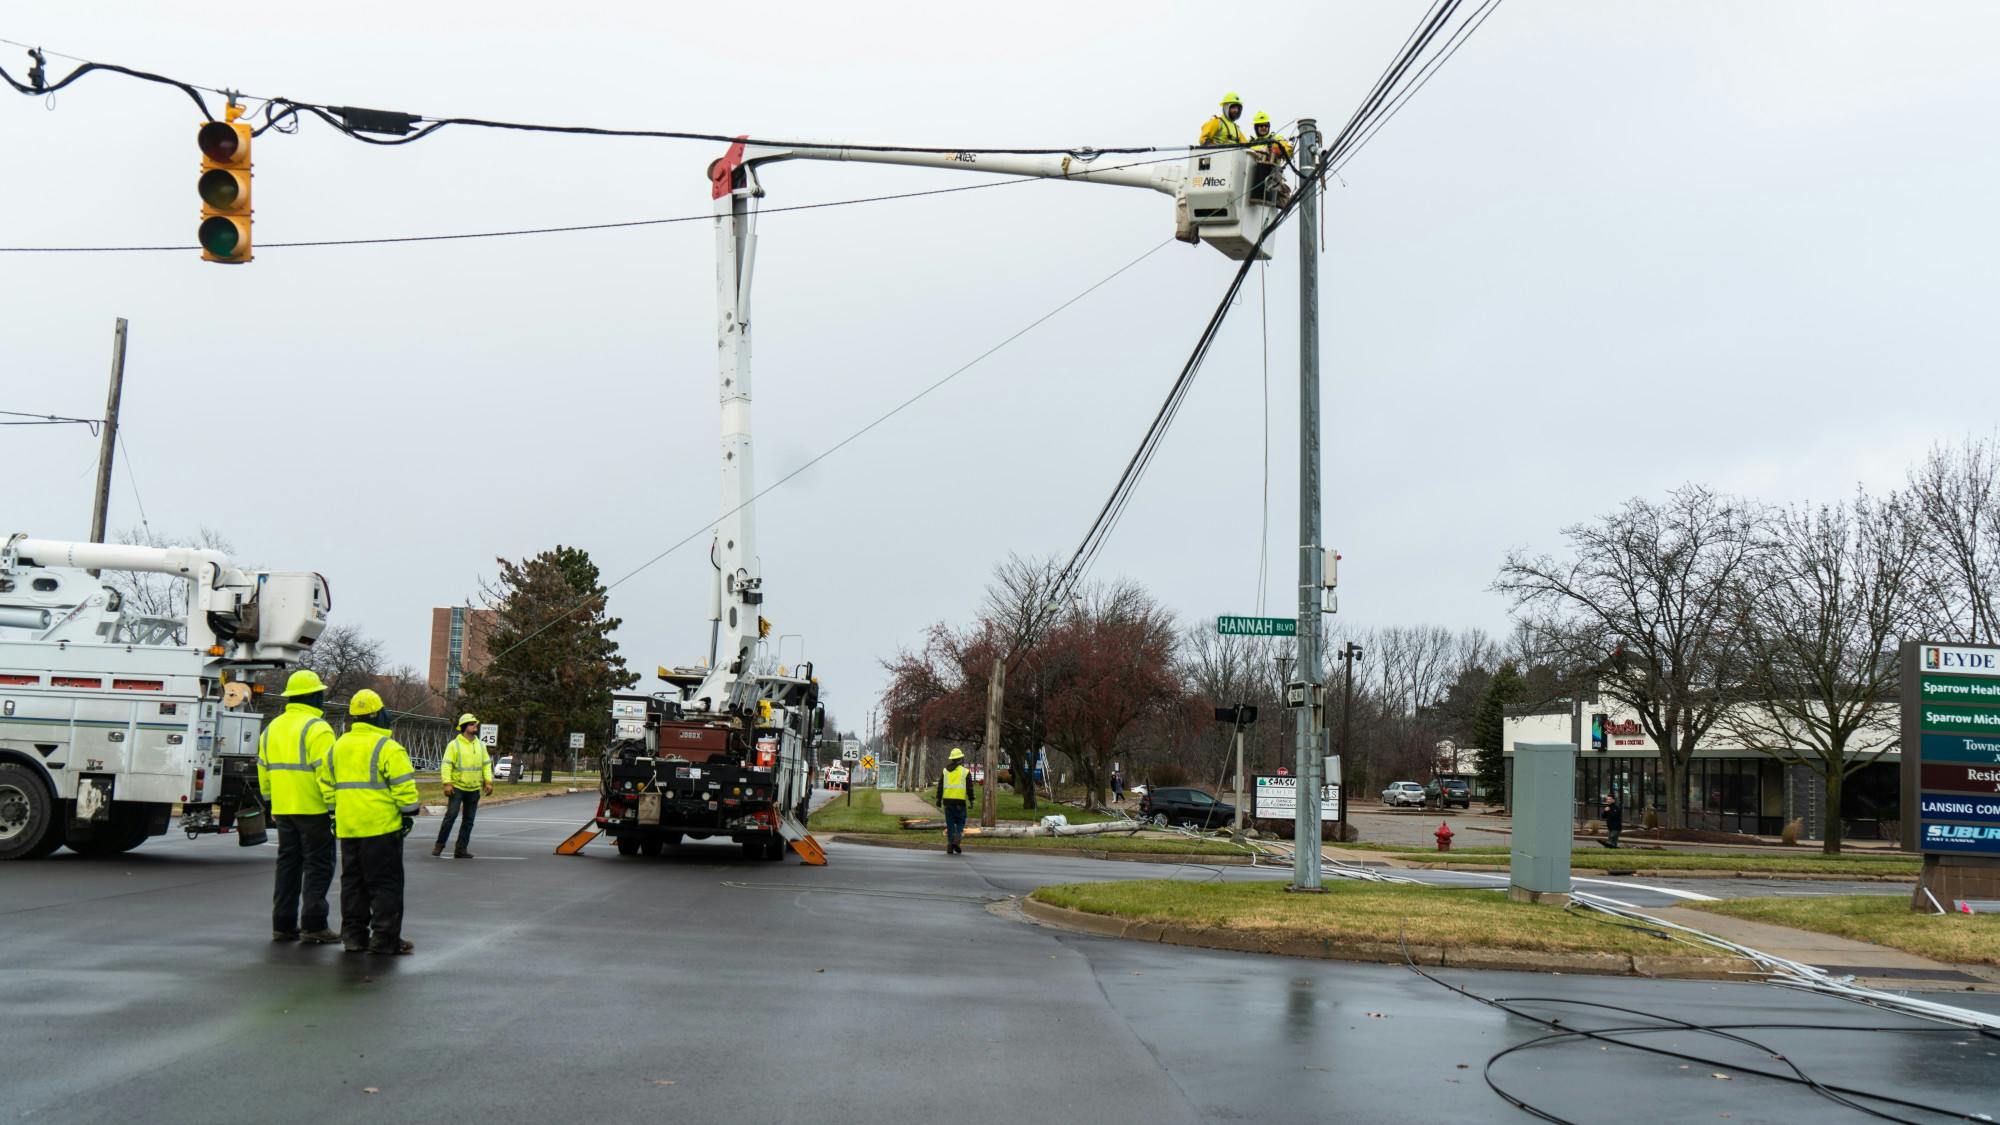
<box><xmin>318</xmin><ymin>689</ymin><xmax>421</xmax><ymax>954</ymax></box>
<box><xmin>935</xmin><ymin>748</ymin><xmax>974</xmax><ymax>855</ymax></box>
<box><xmin>433</xmin><ymin>714</ymin><xmax>494</xmax><ymax>858</ymax></box>
<box><xmin>257</xmin><ymin>669</ymin><xmax>340</xmax><ymax>944</ymax></box>
<box><xmin>1199</xmin><ymin>92</ymin><xmax>1247</xmax><ymax>147</ymax></box>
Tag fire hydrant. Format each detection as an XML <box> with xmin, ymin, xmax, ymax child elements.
<box><xmin>1434</xmin><ymin>821</ymin><xmax>1454</xmax><ymax>852</ymax></box>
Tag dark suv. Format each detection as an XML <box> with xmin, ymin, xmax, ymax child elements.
<box><xmin>1427</xmin><ymin>777</ymin><xmax>1472</xmax><ymax>810</ymax></box>
<box><xmin>1138</xmin><ymin>787</ymin><xmax>1236</xmax><ymax>829</ymax></box>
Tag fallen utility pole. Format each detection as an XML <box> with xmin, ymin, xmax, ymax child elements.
<box><xmin>86</xmin><ymin>317</ymin><xmax>129</xmax><ymax>575</ymax></box>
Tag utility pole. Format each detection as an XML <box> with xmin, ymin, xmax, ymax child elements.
<box><xmin>87</xmin><ymin>318</ymin><xmax>130</xmax><ymax>574</ymax></box>
<box><xmin>1232</xmin><ymin>709</ymin><xmax>1247</xmax><ymax>838</ymax></box>
<box><xmin>981</xmin><ymin>657</ymin><xmax>1005</xmax><ymax>827</ymax></box>
<box><xmin>1291</xmin><ymin>120</ymin><xmax>1325</xmax><ymax>892</ymax></box>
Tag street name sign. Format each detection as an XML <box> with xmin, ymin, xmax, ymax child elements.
<box><xmin>1217</xmin><ymin>615</ymin><xmax>1297</xmax><ymax>637</ymax></box>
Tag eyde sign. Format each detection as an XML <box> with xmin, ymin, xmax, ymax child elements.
<box><xmin>1902</xmin><ymin>641</ymin><xmax>2000</xmax><ymax>857</ymax></box>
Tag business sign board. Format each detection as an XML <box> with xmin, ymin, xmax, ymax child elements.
<box><xmin>1902</xmin><ymin>641</ymin><xmax>2000</xmax><ymax>856</ymax></box>
<box><xmin>1252</xmin><ymin>775</ymin><xmax>1339</xmax><ymax>822</ymax></box>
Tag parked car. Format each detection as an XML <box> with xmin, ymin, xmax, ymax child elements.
<box><xmin>1427</xmin><ymin>777</ymin><xmax>1472</xmax><ymax>810</ymax></box>
<box><xmin>1380</xmin><ymin>781</ymin><xmax>1426</xmax><ymax>808</ymax></box>
<box><xmin>494</xmin><ymin>756</ymin><xmax>516</xmax><ymax>780</ymax></box>
<box><xmin>1137</xmin><ymin>787</ymin><xmax>1236</xmax><ymax>829</ymax></box>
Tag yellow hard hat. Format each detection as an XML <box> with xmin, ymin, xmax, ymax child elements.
<box><xmin>280</xmin><ymin>669</ymin><xmax>328</xmax><ymax>697</ymax></box>
<box><xmin>1253</xmin><ymin>111</ymin><xmax>1271</xmax><ymax>125</ymax></box>
<box><xmin>349</xmin><ymin>688</ymin><xmax>385</xmax><ymax>718</ymax></box>
<box><xmin>1220</xmin><ymin>91</ymin><xmax>1242</xmax><ymax>107</ymax></box>
<box><xmin>948</xmin><ymin>747</ymin><xmax>965</xmax><ymax>761</ymax></box>
<box><xmin>457</xmin><ymin>713</ymin><xmax>479</xmax><ymax>728</ymax></box>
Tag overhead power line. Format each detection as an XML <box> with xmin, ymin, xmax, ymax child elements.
<box><xmin>1</xmin><ymin>408</ymin><xmax>101</xmax><ymax>432</ymax></box>
<box><xmin>0</xmin><ymin>150</ymin><xmax>1201</xmax><ymax>254</ymax></box>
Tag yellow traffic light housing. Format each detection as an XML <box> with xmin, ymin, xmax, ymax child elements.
<box><xmin>198</xmin><ymin>105</ymin><xmax>252</xmax><ymax>263</ymax></box>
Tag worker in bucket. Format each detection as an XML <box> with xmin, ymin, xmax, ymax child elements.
<box><xmin>1199</xmin><ymin>92</ymin><xmax>1247</xmax><ymax>147</ymax></box>
<box><xmin>433</xmin><ymin>713</ymin><xmax>494</xmax><ymax>858</ymax></box>
<box><xmin>1248</xmin><ymin>112</ymin><xmax>1293</xmax><ymax>207</ymax></box>
<box><xmin>935</xmin><ymin>747</ymin><xmax>975</xmax><ymax>855</ymax></box>
<box><xmin>318</xmin><ymin>689</ymin><xmax>421</xmax><ymax>954</ymax></box>
<box><xmin>257</xmin><ymin>668</ymin><xmax>340</xmax><ymax>945</ymax></box>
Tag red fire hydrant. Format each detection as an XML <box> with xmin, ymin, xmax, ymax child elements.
<box><xmin>1434</xmin><ymin>821</ymin><xmax>1454</xmax><ymax>852</ymax></box>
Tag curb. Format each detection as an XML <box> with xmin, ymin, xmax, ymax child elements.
<box><xmin>1403</xmin><ymin>863</ymin><xmax>1916</xmax><ymax>883</ymax></box>
<box><xmin>1017</xmin><ymin>898</ymin><xmax>1752</xmax><ymax>980</ymax></box>
<box><xmin>835</xmin><ymin>834</ymin><xmax>1262</xmax><ymax>865</ymax></box>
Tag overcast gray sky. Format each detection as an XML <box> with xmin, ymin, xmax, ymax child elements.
<box><xmin>7</xmin><ymin>1</ymin><xmax>1998</xmax><ymax>728</ymax></box>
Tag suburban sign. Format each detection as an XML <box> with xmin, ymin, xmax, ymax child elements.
<box><xmin>1903</xmin><ymin>640</ymin><xmax>2000</xmax><ymax>857</ymax></box>
<box><xmin>1217</xmin><ymin>615</ymin><xmax>1297</xmax><ymax>637</ymax></box>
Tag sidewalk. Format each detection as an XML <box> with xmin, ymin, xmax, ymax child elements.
<box><xmin>1650</xmin><ymin>905</ymin><xmax>1999</xmax><ymax>986</ymax></box>
<box><xmin>879</xmin><ymin>791</ymin><xmax>942</xmax><ymax>819</ymax></box>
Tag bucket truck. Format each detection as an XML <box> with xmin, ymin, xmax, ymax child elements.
<box><xmin>0</xmin><ymin>534</ymin><xmax>328</xmax><ymax>859</ymax></box>
<box><xmin>585</xmin><ymin>139</ymin><xmax>1278</xmax><ymax>863</ymax></box>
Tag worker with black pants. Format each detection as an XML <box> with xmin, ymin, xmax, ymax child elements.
<box><xmin>319</xmin><ymin>689</ymin><xmax>422</xmax><ymax>955</ymax></box>
<box><xmin>433</xmin><ymin>713</ymin><xmax>493</xmax><ymax>858</ymax></box>
<box><xmin>935</xmin><ymin>747</ymin><xmax>974</xmax><ymax>855</ymax></box>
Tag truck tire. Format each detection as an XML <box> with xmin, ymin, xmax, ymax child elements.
<box><xmin>639</xmin><ymin>840</ymin><xmax>663</xmax><ymax>857</ymax></box>
<box><xmin>0</xmin><ymin>763</ymin><xmax>64</xmax><ymax>861</ymax></box>
<box><xmin>67</xmin><ymin>821</ymin><xmax>150</xmax><ymax>857</ymax></box>
<box><xmin>760</xmin><ymin>835</ymin><xmax>787</xmax><ymax>861</ymax></box>
<box><xmin>616</xmin><ymin>837</ymin><xmax>639</xmax><ymax>857</ymax></box>
<box><xmin>663</xmin><ymin>832</ymin><xmax>683</xmax><ymax>847</ymax></box>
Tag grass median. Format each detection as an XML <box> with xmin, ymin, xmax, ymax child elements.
<box><xmin>1029</xmin><ymin>879</ymin><xmax>1696</xmax><ymax>958</ymax></box>
<box><xmin>809</xmin><ymin>788</ymin><xmax>903</xmax><ymax>833</ymax></box>
<box><xmin>1365</xmin><ymin>846</ymin><xmax>1921</xmax><ymax>878</ymax></box>
<box><xmin>1686</xmin><ymin>895</ymin><xmax>2000</xmax><ymax>966</ymax></box>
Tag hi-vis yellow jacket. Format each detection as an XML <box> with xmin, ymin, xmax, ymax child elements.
<box><xmin>441</xmin><ymin>735</ymin><xmax>493</xmax><ymax>792</ymax></box>
<box><xmin>1199</xmin><ymin>115</ymin><xmax>1245</xmax><ymax>147</ymax></box>
<box><xmin>257</xmin><ymin>702</ymin><xmax>335</xmax><ymax>815</ymax></box>
<box><xmin>318</xmin><ymin>722</ymin><xmax>421</xmax><ymax>838</ymax></box>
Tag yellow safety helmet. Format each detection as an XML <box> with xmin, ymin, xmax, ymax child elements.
<box><xmin>1252</xmin><ymin>111</ymin><xmax>1271</xmax><ymax>126</ymax></box>
<box><xmin>948</xmin><ymin>747</ymin><xmax>965</xmax><ymax>761</ymax></box>
<box><xmin>280</xmin><ymin>669</ymin><xmax>328</xmax><ymax>697</ymax></box>
<box><xmin>1220</xmin><ymin>91</ymin><xmax>1242</xmax><ymax>107</ymax></box>
<box><xmin>457</xmin><ymin>713</ymin><xmax>479</xmax><ymax>728</ymax></box>
<box><xmin>348</xmin><ymin>688</ymin><xmax>385</xmax><ymax>718</ymax></box>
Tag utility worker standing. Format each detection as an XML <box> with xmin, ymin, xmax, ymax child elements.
<box><xmin>433</xmin><ymin>713</ymin><xmax>494</xmax><ymax>858</ymax></box>
<box><xmin>318</xmin><ymin>689</ymin><xmax>421</xmax><ymax>955</ymax></box>
<box><xmin>1199</xmin><ymin>92</ymin><xmax>1247</xmax><ymax>147</ymax></box>
<box><xmin>1248</xmin><ymin>111</ymin><xmax>1293</xmax><ymax>207</ymax></box>
<box><xmin>934</xmin><ymin>748</ymin><xmax>975</xmax><ymax>855</ymax></box>
<box><xmin>257</xmin><ymin>669</ymin><xmax>340</xmax><ymax>944</ymax></box>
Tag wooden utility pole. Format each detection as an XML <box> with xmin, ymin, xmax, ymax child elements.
<box><xmin>86</xmin><ymin>318</ymin><xmax>129</xmax><ymax>574</ymax></box>
<box><xmin>980</xmin><ymin>657</ymin><xmax>1005</xmax><ymax>827</ymax></box>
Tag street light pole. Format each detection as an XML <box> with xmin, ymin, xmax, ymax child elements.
<box><xmin>1291</xmin><ymin>119</ymin><xmax>1324</xmax><ymax>893</ymax></box>
<box><xmin>1338</xmin><ymin>642</ymin><xmax>1361</xmax><ymax>834</ymax></box>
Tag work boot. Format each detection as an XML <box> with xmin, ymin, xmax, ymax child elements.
<box><xmin>342</xmin><ymin>939</ymin><xmax>368</xmax><ymax>953</ymax></box>
<box><xmin>431</xmin><ymin>842</ymin><xmax>444</xmax><ymax>857</ymax></box>
<box><xmin>454</xmin><ymin>849</ymin><xmax>474</xmax><ymax>859</ymax></box>
<box><xmin>300</xmin><ymin>929</ymin><xmax>341</xmax><ymax>944</ymax></box>
<box><xmin>369</xmin><ymin>939</ymin><xmax>415</xmax><ymax>955</ymax></box>
<box><xmin>271</xmin><ymin>930</ymin><xmax>300</xmax><ymax>943</ymax></box>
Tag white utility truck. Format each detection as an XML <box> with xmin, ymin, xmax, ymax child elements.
<box><xmin>0</xmin><ymin>534</ymin><xmax>328</xmax><ymax>859</ymax></box>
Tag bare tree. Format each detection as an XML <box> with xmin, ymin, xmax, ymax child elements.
<box><xmin>299</xmin><ymin>623</ymin><xmax>386</xmax><ymax>703</ymax></box>
<box><xmin>1497</xmin><ymin>485</ymin><xmax>1764</xmax><ymax>829</ymax></box>
<box><xmin>103</xmin><ymin>526</ymin><xmax>237</xmax><ymax>638</ymax></box>
<box><xmin>1721</xmin><ymin>492</ymin><xmax>1921</xmax><ymax>853</ymax></box>
<box><xmin>1905</xmin><ymin>437</ymin><xmax>2000</xmax><ymax>642</ymax></box>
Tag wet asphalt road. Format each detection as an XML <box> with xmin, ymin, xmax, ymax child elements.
<box><xmin>2</xmin><ymin>792</ymin><xmax>1993</xmax><ymax>1124</ymax></box>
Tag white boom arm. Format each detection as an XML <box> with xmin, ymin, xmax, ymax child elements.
<box><xmin>688</xmin><ymin>139</ymin><xmax>1273</xmax><ymax>714</ymax></box>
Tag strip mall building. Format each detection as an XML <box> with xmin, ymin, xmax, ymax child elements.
<box><xmin>1502</xmin><ymin>697</ymin><xmax>1901</xmax><ymax>841</ymax></box>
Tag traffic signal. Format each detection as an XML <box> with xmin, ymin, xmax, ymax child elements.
<box><xmin>197</xmin><ymin>106</ymin><xmax>252</xmax><ymax>263</ymax></box>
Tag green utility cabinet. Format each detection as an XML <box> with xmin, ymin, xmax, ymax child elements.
<box><xmin>1509</xmin><ymin>741</ymin><xmax>1577</xmax><ymax>905</ymax></box>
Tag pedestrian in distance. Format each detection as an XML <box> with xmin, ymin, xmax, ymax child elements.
<box><xmin>1601</xmin><ymin>794</ymin><xmax>1623</xmax><ymax>849</ymax></box>
<box><xmin>1111</xmin><ymin>771</ymin><xmax>1125</xmax><ymax>804</ymax></box>
<box><xmin>257</xmin><ymin>669</ymin><xmax>340</xmax><ymax>944</ymax></box>
<box><xmin>433</xmin><ymin>713</ymin><xmax>494</xmax><ymax>858</ymax></box>
<box><xmin>319</xmin><ymin>689</ymin><xmax>421</xmax><ymax>955</ymax></box>
<box><xmin>936</xmin><ymin>747</ymin><xmax>975</xmax><ymax>855</ymax></box>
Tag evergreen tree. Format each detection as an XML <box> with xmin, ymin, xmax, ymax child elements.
<box><xmin>1472</xmin><ymin>659</ymin><xmax>1524</xmax><ymax>799</ymax></box>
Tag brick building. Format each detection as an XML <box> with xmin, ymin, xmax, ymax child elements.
<box><xmin>428</xmin><ymin>607</ymin><xmax>496</xmax><ymax>698</ymax></box>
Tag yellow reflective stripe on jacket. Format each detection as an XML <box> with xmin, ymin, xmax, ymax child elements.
<box><xmin>1200</xmin><ymin>116</ymin><xmax>1245</xmax><ymax>146</ymax></box>
<box><xmin>442</xmin><ymin>736</ymin><xmax>491</xmax><ymax>790</ymax></box>
<box><xmin>941</xmin><ymin>766</ymin><xmax>969</xmax><ymax>801</ymax></box>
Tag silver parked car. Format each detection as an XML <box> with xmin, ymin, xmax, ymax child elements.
<box><xmin>1380</xmin><ymin>781</ymin><xmax>1427</xmax><ymax>808</ymax></box>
